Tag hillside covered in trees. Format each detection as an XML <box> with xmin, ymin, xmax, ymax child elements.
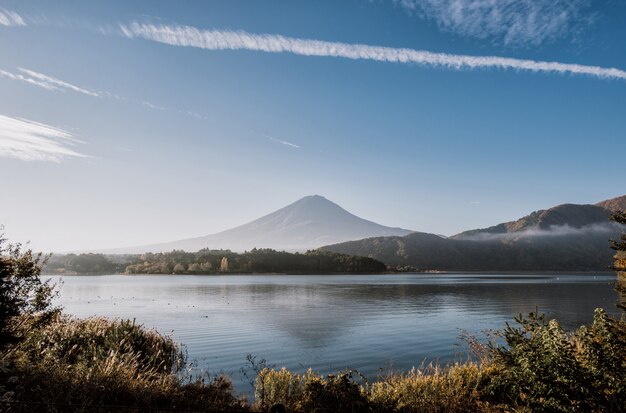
<box><xmin>43</xmin><ymin>249</ymin><xmax>387</xmax><ymax>275</ymax></box>
<box><xmin>322</xmin><ymin>198</ymin><xmax>626</xmax><ymax>272</ymax></box>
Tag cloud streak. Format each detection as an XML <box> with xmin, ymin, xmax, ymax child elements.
<box><xmin>396</xmin><ymin>0</ymin><xmax>593</xmax><ymax>46</ymax></box>
<box><xmin>18</xmin><ymin>68</ymin><xmax>101</xmax><ymax>97</ymax></box>
<box><xmin>0</xmin><ymin>114</ymin><xmax>88</xmax><ymax>161</ymax></box>
<box><xmin>1</xmin><ymin>67</ymin><xmax>210</xmax><ymax>120</ymax></box>
<box><xmin>19</xmin><ymin>68</ymin><xmax>100</xmax><ymax>96</ymax></box>
<box><xmin>119</xmin><ymin>22</ymin><xmax>626</xmax><ymax>82</ymax></box>
<box><xmin>0</xmin><ymin>8</ymin><xmax>25</xmax><ymax>27</ymax></box>
<box><xmin>0</xmin><ymin>69</ymin><xmax>59</xmax><ymax>91</ymax></box>
<box><xmin>0</xmin><ymin>67</ymin><xmax>101</xmax><ymax>96</ymax></box>
<box><xmin>266</xmin><ymin>135</ymin><xmax>300</xmax><ymax>149</ymax></box>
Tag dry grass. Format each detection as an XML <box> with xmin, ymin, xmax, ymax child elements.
<box><xmin>253</xmin><ymin>363</ymin><xmax>506</xmax><ymax>413</ymax></box>
<box><xmin>254</xmin><ymin>368</ymin><xmax>369</xmax><ymax>413</ymax></box>
<box><xmin>369</xmin><ymin>363</ymin><xmax>503</xmax><ymax>413</ymax></box>
<box><xmin>1</xmin><ymin>314</ymin><xmax>247</xmax><ymax>412</ymax></box>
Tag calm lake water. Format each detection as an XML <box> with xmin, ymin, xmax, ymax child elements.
<box><xmin>49</xmin><ymin>273</ymin><xmax>620</xmax><ymax>391</ymax></box>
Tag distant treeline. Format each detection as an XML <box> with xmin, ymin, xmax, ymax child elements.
<box><xmin>43</xmin><ymin>249</ymin><xmax>387</xmax><ymax>275</ymax></box>
<box><xmin>44</xmin><ymin>253</ymin><xmax>132</xmax><ymax>274</ymax></box>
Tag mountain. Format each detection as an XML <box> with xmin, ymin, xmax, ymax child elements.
<box><xmin>321</xmin><ymin>195</ymin><xmax>626</xmax><ymax>272</ymax></box>
<box><xmin>109</xmin><ymin>195</ymin><xmax>413</xmax><ymax>253</ymax></box>
<box><xmin>596</xmin><ymin>194</ymin><xmax>626</xmax><ymax>213</ymax></box>
<box><xmin>452</xmin><ymin>203</ymin><xmax>612</xmax><ymax>240</ymax></box>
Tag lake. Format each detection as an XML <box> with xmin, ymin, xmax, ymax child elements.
<box><xmin>49</xmin><ymin>273</ymin><xmax>621</xmax><ymax>391</ymax></box>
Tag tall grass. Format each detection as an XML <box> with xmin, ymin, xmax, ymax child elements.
<box><xmin>369</xmin><ymin>363</ymin><xmax>502</xmax><ymax>413</ymax></box>
<box><xmin>253</xmin><ymin>364</ymin><xmax>504</xmax><ymax>413</ymax></box>
<box><xmin>254</xmin><ymin>368</ymin><xmax>369</xmax><ymax>413</ymax></box>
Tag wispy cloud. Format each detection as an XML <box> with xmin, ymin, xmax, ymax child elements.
<box><xmin>0</xmin><ymin>8</ymin><xmax>26</xmax><ymax>27</ymax></box>
<box><xmin>184</xmin><ymin>110</ymin><xmax>211</xmax><ymax>121</ymax></box>
<box><xmin>265</xmin><ymin>135</ymin><xmax>301</xmax><ymax>149</ymax></box>
<box><xmin>140</xmin><ymin>100</ymin><xmax>166</xmax><ymax>111</ymax></box>
<box><xmin>0</xmin><ymin>114</ymin><xmax>88</xmax><ymax>162</ymax></box>
<box><xmin>396</xmin><ymin>0</ymin><xmax>593</xmax><ymax>46</ymax></box>
<box><xmin>18</xmin><ymin>68</ymin><xmax>101</xmax><ymax>97</ymax></box>
<box><xmin>0</xmin><ymin>69</ymin><xmax>59</xmax><ymax>91</ymax></box>
<box><xmin>0</xmin><ymin>67</ymin><xmax>101</xmax><ymax>96</ymax></box>
<box><xmin>1</xmin><ymin>67</ymin><xmax>209</xmax><ymax>120</ymax></box>
<box><xmin>119</xmin><ymin>22</ymin><xmax>626</xmax><ymax>81</ymax></box>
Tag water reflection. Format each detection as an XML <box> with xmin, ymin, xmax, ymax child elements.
<box><xmin>51</xmin><ymin>274</ymin><xmax>620</xmax><ymax>390</ymax></box>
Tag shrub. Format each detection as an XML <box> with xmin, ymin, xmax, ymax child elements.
<box><xmin>483</xmin><ymin>309</ymin><xmax>626</xmax><ymax>412</ymax></box>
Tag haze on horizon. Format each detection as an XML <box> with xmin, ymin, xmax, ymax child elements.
<box><xmin>1</xmin><ymin>1</ymin><xmax>625</xmax><ymax>253</ymax></box>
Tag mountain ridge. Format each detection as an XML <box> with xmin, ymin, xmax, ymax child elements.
<box><xmin>595</xmin><ymin>194</ymin><xmax>626</xmax><ymax>213</ymax></box>
<box><xmin>320</xmin><ymin>194</ymin><xmax>626</xmax><ymax>271</ymax></box>
<box><xmin>452</xmin><ymin>203</ymin><xmax>613</xmax><ymax>240</ymax></box>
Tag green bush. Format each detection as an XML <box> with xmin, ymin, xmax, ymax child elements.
<box><xmin>484</xmin><ymin>309</ymin><xmax>626</xmax><ymax>412</ymax></box>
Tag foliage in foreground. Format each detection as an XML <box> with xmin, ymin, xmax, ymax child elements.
<box><xmin>254</xmin><ymin>309</ymin><xmax>626</xmax><ymax>413</ymax></box>
<box><xmin>254</xmin><ymin>363</ymin><xmax>500</xmax><ymax>413</ymax></box>
<box><xmin>1</xmin><ymin>314</ymin><xmax>246</xmax><ymax>412</ymax></box>
<box><xmin>0</xmin><ymin>237</ymin><xmax>57</xmax><ymax>350</ymax></box>
<box><xmin>484</xmin><ymin>309</ymin><xmax>626</xmax><ymax>412</ymax></box>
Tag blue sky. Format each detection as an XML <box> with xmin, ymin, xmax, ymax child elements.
<box><xmin>1</xmin><ymin>0</ymin><xmax>625</xmax><ymax>252</ymax></box>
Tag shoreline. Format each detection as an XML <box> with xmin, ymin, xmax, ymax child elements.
<box><xmin>42</xmin><ymin>270</ymin><xmax>616</xmax><ymax>276</ymax></box>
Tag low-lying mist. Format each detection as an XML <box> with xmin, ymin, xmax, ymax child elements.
<box><xmin>460</xmin><ymin>222</ymin><xmax>624</xmax><ymax>242</ymax></box>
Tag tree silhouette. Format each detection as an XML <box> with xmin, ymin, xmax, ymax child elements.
<box><xmin>610</xmin><ymin>211</ymin><xmax>626</xmax><ymax>310</ymax></box>
<box><xmin>0</xmin><ymin>233</ymin><xmax>58</xmax><ymax>351</ymax></box>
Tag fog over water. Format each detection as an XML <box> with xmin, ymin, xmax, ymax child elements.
<box><xmin>51</xmin><ymin>274</ymin><xmax>621</xmax><ymax>391</ymax></box>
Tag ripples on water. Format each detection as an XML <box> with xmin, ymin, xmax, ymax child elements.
<box><xmin>50</xmin><ymin>273</ymin><xmax>620</xmax><ymax>391</ymax></box>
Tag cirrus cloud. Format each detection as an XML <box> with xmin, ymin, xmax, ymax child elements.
<box><xmin>18</xmin><ymin>68</ymin><xmax>101</xmax><ymax>97</ymax></box>
<box><xmin>0</xmin><ymin>8</ymin><xmax>25</xmax><ymax>27</ymax></box>
<box><xmin>0</xmin><ymin>114</ymin><xmax>88</xmax><ymax>162</ymax></box>
<box><xmin>265</xmin><ymin>135</ymin><xmax>301</xmax><ymax>149</ymax></box>
<box><xmin>119</xmin><ymin>22</ymin><xmax>626</xmax><ymax>82</ymax></box>
<box><xmin>396</xmin><ymin>0</ymin><xmax>594</xmax><ymax>46</ymax></box>
<box><xmin>0</xmin><ymin>67</ymin><xmax>101</xmax><ymax>96</ymax></box>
